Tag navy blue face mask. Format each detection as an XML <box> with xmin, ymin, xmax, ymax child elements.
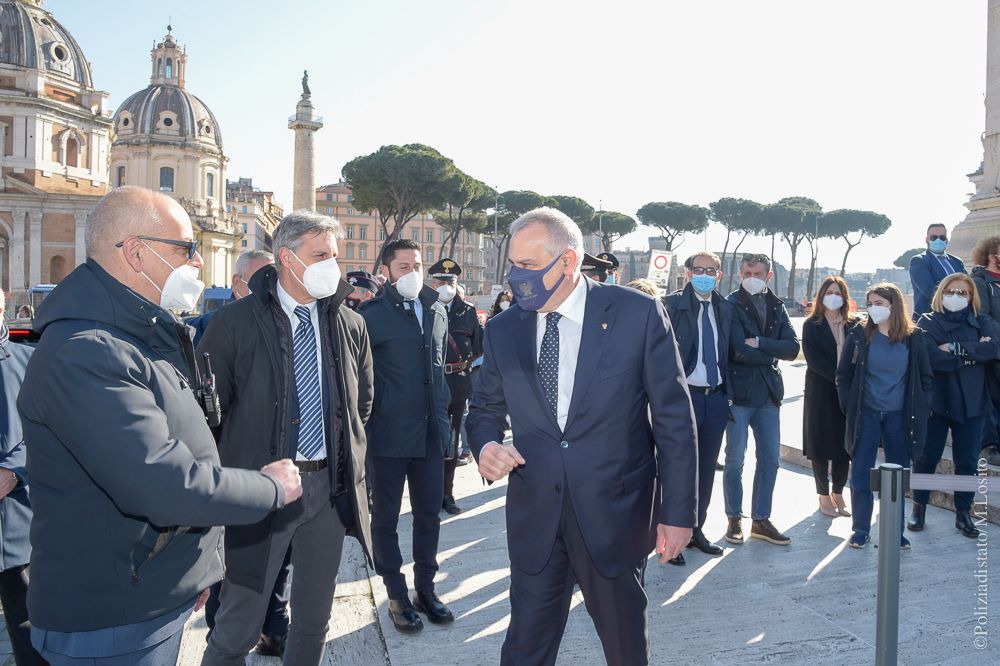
<box><xmin>507</xmin><ymin>253</ymin><xmax>567</xmax><ymax>311</ymax></box>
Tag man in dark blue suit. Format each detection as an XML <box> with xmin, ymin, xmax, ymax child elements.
<box><xmin>909</xmin><ymin>223</ymin><xmax>966</xmax><ymax>318</ymax></box>
<box><xmin>467</xmin><ymin>207</ymin><xmax>697</xmax><ymax>666</ymax></box>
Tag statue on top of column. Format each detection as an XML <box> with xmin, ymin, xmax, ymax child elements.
<box><xmin>302</xmin><ymin>70</ymin><xmax>310</xmax><ymax>96</ymax></box>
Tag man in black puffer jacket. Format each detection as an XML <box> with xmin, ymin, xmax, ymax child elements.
<box><xmin>17</xmin><ymin>187</ymin><xmax>301</xmax><ymax>665</ymax></box>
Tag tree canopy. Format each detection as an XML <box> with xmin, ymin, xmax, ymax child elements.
<box><xmin>893</xmin><ymin>247</ymin><xmax>924</xmax><ymax>269</ymax></box>
<box><xmin>822</xmin><ymin>209</ymin><xmax>893</xmax><ymax>276</ymax></box>
<box><xmin>636</xmin><ymin>201</ymin><xmax>709</xmax><ymax>250</ymax></box>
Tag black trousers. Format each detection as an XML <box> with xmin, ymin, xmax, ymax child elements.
<box><xmin>0</xmin><ymin>565</ymin><xmax>46</xmax><ymax>665</ymax></box>
<box><xmin>811</xmin><ymin>459</ymin><xmax>849</xmax><ymax>495</ymax></box>
<box><xmin>204</xmin><ymin>545</ymin><xmax>292</xmax><ymax>641</ymax></box>
<box><xmin>501</xmin><ymin>489</ymin><xmax>649</xmax><ymax>666</ymax></box>
<box><xmin>371</xmin><ymin>441</ymin><xmax>445</xmax><ymax>600</ymax></box>
<box><xmin>443</xmin><ymin>396</ymin><xmax>469</xmax><ymax>502</ymax></box>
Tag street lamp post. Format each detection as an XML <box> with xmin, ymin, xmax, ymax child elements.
<box><xmin>598</xmin><ymin>199</ymin><xmax>604</xmax><ymax>252</ymax></box>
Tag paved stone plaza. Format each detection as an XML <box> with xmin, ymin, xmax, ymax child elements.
<box><xmin>0</xmin><ymin>358</ymin><xmax>996</xmax><ymax>665</ymax></box>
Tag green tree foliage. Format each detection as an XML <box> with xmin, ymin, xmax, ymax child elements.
<box><xmin>548</xmin><ymin>195</ymin><xmax>595</xmax><ymax>231</ymax></box>
<box><xmin>490</xmin><ymin>190</ymin><xmax>549</xmax><ymax>283</ymax></box>
<box><xmin>636</xmin><ymin>201</ymin><xmax>709</xmax><ymax>251</ymax></box>
<box><xmin>586</xmin><ymin>211</ymin><xmax>637</xmax><ymax>253</ymax></box>
<box><xmin>893</xmin><ymin>247</ymin><xmax>924</xmax><ymax>269</ymax></box>
<box><xmin>708</xmin><ymin>197</ymin><xmax>763</xmax><ymax>291</ymax></box>
<box><xmin>432</xmin><ymin>172</ymin><xmax>495</xmax><ymax>258</ymax></box>
<box><xmin>342</xmin><ymin>143</ymin><xmax>456</xmax><ymax>269</ymax></box>
<box><xmin>761</xmin><ymin>198</ymin><xmax>817</xmax><ymax>302</ymax></box>
<box><xmin>822</xmin><ymin>209</ymin><xmax>893</xmax><ymax>276</ymax></box>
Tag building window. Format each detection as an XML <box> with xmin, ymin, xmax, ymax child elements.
<box><xmin>359</xmin><ymin>225</ymin><xmax>368</xmax><ymax>240</ymax></box>
<box><xmin>379</xmin><ymin>228</ymin><xmax>387</xmax><ymax>241</ymax></box>
<box><xmin>226</xmin><ymin>204</ymin><xmax>232</xmax><ymax>212</ymax></box>
<box><xmin>116</xmin><ymin>165</ymin><xmax>126</xmax><ymax>187</ymax></box>
<box><xmin>426</xmin><ymin>230</ymin><xmax>434</xmax><ymax>243</ymax></box>
<box><xmin>326</xmin><ymin>206</ymin><xmax>333</xmax><ymax>215</ymax></box>
<box><xmin>345</xmin><ymin>243</ymin><xmax>355</xmax><ymax>259</ymax></box>
<box><xmin>426</xmin><ymin>248</ymin><xmax>435</xmax><ymax>262</ymax></box>
<box><xmin>241</xmin><ymin>205</ymin><xmax>248</xmax><ymax>214</ymax></box>
<box><xmin>166</xmin><ymin>58</ymin><xmax>173</xmax><ymax>79</ymax></box>
<box><xmin>346</xmin><ymin>225</ymin><xmax>355</xmax><ymax>239</ymax></box>
<box><xmin>159</xmin><ymin>166</ymin><xmax>174</xmax><ymax>192</ymax></box>
<box><xmin>241</xmin><ymin>239</ymin><xmax>248</xmax><ymax>248</ymax></box>
<box><xmin>326</xmin><ymin>193</ymin><xmax>333</xmax><ymax>201</ymax></box>
<box><xmin>347</xmin><ymin>194</ymin><xmax>353</xmax><ymax>202</ymax></box>
<box><xmin>241</xmin><ymin>224</ymin><xmax>248</xmax><ymax>234</ymax></box>
<box><xmin>206</xmin><ymin>172</ymin><xmax>215</xmax><ymax>198</ymax></box>
<box><xmin>359</xmin><ymin>244</ymin><xmax>368</xmax><ymax>260</ymax></box>
<box><xmin>411</xmin><ymin>229</ymin><xmax>419</xmax><ymax>241</ymax></box>
<box><xmin>347</xmin><ymin>208</ymin><xmax>355</xmax><ymax>216</ymax></box>
<box><xmin>466</xmin><ymin>231</ymin><xmax>474</xmax><ymax>244</ymax></box>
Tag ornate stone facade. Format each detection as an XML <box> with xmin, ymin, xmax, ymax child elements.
<box><xmin>0</xmin><ymin>0</ymin><xmax>113</xmax><ymax>297</ymax></box>
<box><xmin>111</xmin><ymin>27</ymin><xmax>240</xmax><ymax>287</ymax></box>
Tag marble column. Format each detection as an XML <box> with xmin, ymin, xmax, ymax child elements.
<box><xmin>288</xmin><ymin>91</ymin><xmax>323</xmax><ymax>212</ymax></box>
<box><xmin>75</xmin><ymin>212</ymin><xmax>88</xmax><ymax>266</ymax></box>
<box><xmin>9</xmin><ymin>210</ymin><xmax>24</xmax><ymax>293</ymax></box>
<box><xmin>29</xmin><ymin>210</ymin><xmax>40</xmax><ymax>286</ymax></box>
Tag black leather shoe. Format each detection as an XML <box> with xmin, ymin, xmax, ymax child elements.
<box><xmin>688</xmin><ymin>530</ymin><xmax>723</xmax><ymax>556</ymax></box>
<box><xmin>388</xmin><ymin>598</ymin><xmax>424</xmax><ymax>633</ymax></box>
<box><xmin>907</xmin><ymin>502</ymin><xmax>925</xmax><ymax>531</ymax></box>
<box><xmin>667</xmin><ymin>553</ymin><xmax>685</xmax><ymax>566</ymax></box>
<box><xmin>442</xmin><ymin>497</ymin><xmax>463</xmax><ymax>515</ymax></box>
<box><xmin>254</xmin><ymin>634</ymin><xmax>286</xmax><ymax>657</ymax></box>
<box><xmin>413</xmin><ymin>590</ymin><xmax>454</xmax><ymax>625</ymax></box>
<box><xmin>956</xmin><ymin>509</ymin><xmax>980</xmax><ymax>538</ymax></box>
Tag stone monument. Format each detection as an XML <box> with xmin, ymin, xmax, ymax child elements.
<box><xmin>289</xmin><ymin>70</ymin><xmax>323</xmax><ymax>212</ymax></box>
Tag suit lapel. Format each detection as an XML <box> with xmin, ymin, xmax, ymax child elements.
<box><xmin>566</xmin><ymin>281</ymin><xmax>614</xmax><ymax>428</ymax></box>
<box><xmin>515</xmin><ymin>308</ymin><xmax>561</xmax><ymax>434</ymax></box>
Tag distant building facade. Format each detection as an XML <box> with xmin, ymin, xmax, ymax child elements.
<box><xmin>227</xmin><ymin>177</ymin><xmax>282</xmax><ymax>253</ymax></box>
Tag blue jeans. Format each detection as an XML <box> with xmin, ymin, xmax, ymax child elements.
<box><xmin>913</xmin><ymin>412</ymin><xmax>984</xmax><ymax>511</ymax></box>
<box><xmin>850</xmin><ymin>408</ymin><xmax>909</xmax><ymax>536</ymax></box>
<box><xmin>724</xmin><ymin>403</ymin><xmax>781</xmax><ymax>520</ymax></box>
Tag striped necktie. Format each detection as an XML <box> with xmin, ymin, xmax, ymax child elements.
<box><xmin>292</xmin><ymin>305</ymin><xmax>324</xmax><ymax>460</ymax></box>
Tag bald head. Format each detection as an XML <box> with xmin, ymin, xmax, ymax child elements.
<box><xmin>85</xmin><ymin>186</ymin><xmax>202</xmax><ymax>307</ymax></box>
<box><xmin>86</xmin><ymin>187</ymin><xmax>186</xmax><ymax>263</ymax></box>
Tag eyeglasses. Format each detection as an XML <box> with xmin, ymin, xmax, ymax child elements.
<box><xmin>928</xmin><ymin>234</ymin><xmax>948</xmax><ymax>242</ymax></box>
<box><xmin>943</xmin><ymin>289</ymin><xmax>970</xmax><ymax>297</ymax></box>
<box><xmin>116</xmin><ymin>236</ymin><xmax>199</xmax><ymax>261</ymax></box>
<box><xmin>690</xmin><ymin>267</ymin><xmax>719</xmax><ymax>276</ymax></box>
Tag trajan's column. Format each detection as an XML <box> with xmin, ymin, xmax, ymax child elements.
<box><xmin>289</xmin><ymin>71</ymin><xmax>323</xmax><ymax>212</ymax></box>
<box><xmin>952</xmin><ymin>0</ymin><xmax>1000</xmax><ymax>261</ymax></box>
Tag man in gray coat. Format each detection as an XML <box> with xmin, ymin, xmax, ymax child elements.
<box><xmin>0</xmin><ymin>289</ymin><xmax>44</xmax><ymax>665</ymax></box>
<box><xmin>16</xmin><ymin>187</ymin><xmax>302</xmax><ymax>665</ymax></box>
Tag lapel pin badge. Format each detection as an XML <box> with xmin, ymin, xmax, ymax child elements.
<box><xmin>601</xmin><ymin>323</ymin><xmax>608</xmax><ymax>330</ymax></box>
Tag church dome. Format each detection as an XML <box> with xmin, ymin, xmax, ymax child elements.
<box><xmin>111</xmin><ymin>27</ymin><xmax>223</xmax><ymax>153</ymax></box>
<box><xmin>0</xmin><ymin>0</ymin><xmax>93</xmax><ymax>87</ymax></box>
<box><xmin>113</xmin><ymin>84</ymin><xmax>224</xmax><ymax>151</ymax></box>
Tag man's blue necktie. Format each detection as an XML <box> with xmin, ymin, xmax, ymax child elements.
<box><xmin>539</xmin><ymin>312</ymin><xmax>562</xmax><ymax>419</ymax></box>
<box><xmin>293</xmin><ymin>305</ymin><xmax>324</xmax><ymax>460</ymax></box>
<box><xmin>701</xmin><ymin>301</ymin><xmax>719</xmax><ymax>387</ymax></box>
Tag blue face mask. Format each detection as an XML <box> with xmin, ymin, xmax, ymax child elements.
<box><xmin>691</xmin><ymin>274</ymin><xmax>717</xmax><ymax>295</ymax></box>
<box><xmin>929</xmin><ymin>239</ymin><xmax>948</xmax><ymax>254</ymax></box>
<box><xmin>605</xmin><ymin>274</ymin><xmax>615</xmax><ymax>285</ymax></box>
<box><xmin>508</xmin><ymin>253</ymin><xmax>566</xmax><ymax>311</ymax></box>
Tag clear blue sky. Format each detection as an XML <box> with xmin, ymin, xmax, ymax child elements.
<box><xmin>50</xmin><ymin>0</ymin><xmax>986</xmax><ymax>273</ymax></box>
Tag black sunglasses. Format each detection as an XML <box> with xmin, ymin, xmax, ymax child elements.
<box><xmin>928</xmin><ymin>234</ymin><xmax>948</xmax><ymax>242</ymax></box>
<box><xmin>116</xmin><ymin>236</ymin><xmax>199</xmax><ymax>261</ymax></box>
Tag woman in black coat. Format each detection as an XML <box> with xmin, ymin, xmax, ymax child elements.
<box><xmin>836</xmin><ymin>283</ymin><xmax>933</xmax><ymax>549</ymax></box>
<box><xmin>911</xmin><ymin>273</ymin><xmax>999</xmax><ymax>538</ymax></box>
<box><xmin>803</xmin><ymin>276</ymin><xmax>858</xmax><ymax>517</ymax></box>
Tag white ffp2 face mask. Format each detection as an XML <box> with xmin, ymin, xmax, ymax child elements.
<box><xmin>822</xmin><ymin>294</ymin><xmax>844</xmax><ymax>311</ymax></box>
<box><xmin>394</xmin><ymin>270</ymin><xmax>424</xmax><ymax>299</ymax></box>
<box><xmin>942</xmin><ymin>294</ymin><xmax>969</xmax><ymax>313</ymax></box>
<box><xmin>436</xmin><ymin>284</ymin><xmax>456</xmax><ymax>303</ymax></box>
<box><xmin>142</xmin><ymin>244</ymin><xmax>204</xmax><ymax>312</ymax></box>
<box><xmin>867</xmin><ymin>305</ymin><xmax>891</xmax><ymax>325</ymax></box>
<box><xmin>741</xmin><ymin>277</ymin><xmax>767</xmax><ymax>295</ymax></box>
<box><xmin>290</xmin><ymin>252</ymin><xmax>342</xmax><ymax>300</ymax></box>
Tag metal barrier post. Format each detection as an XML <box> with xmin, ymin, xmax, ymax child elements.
<box><xmin>873</xmin><ymin>463</ymin><xmax>906</xmax><ymax>666</ymax></box>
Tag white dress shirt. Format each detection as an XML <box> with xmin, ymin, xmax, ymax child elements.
<box><xmin>687</xmin><ymin>291</ymin><xmax>720</xmax><ymax>388</ymax></box>
<box><xmin>536</xmin><ymin>277</ymin><xmax>587</xmax><ymax>431</ymax></box>
<box><xmin>276</xmin><ymin>279</ymin><xmax>326</xmax><ymax>461</ymax></box>
<box><xmin>404</xmin><ymin>298</ymin><xmax>424</xmax><ymax>333</ymax></box>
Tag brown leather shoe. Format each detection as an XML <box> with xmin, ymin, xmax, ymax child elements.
<box><xmin>725</xmin><ymin>516</ymin><xmax>744</xmax><ymax>544</ymax></box>
<box><xmin>750</xmin><ymin>519</ymin><xmax>791</xmax><ymax>545</ymax></box>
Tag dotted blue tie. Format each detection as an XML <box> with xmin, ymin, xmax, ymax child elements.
<box><xmin>539</xmin><ymin>312</ymin><xmax>562</xmax><ymax>419</ymax></box>
<box><xmin>701</xmin><ymin>301</ymin><xmax>719</xmax><ymax>387</ymax></box>
<box><xmin>292</xmin><ymin>305</ymin><xmax>324</xmax><ymax>460</ymax></box>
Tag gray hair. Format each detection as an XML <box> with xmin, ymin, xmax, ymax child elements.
<box><xmin>235</xmin><ymin>249</ymin><xmax>273</xmax><ymax>278</ymax></box>
<box><xmin>85</xmin><ymin>186</ymin><xmax>167</xmax><ymax>260</ymax></box>
<box><xmin>272</xmin><ymin>209</ymin><xmax>342</xmax><ymax>272</ymax></box>
<box><xmin>509</xmin><ymin>207</ymin><xmax>584</xmax><ymax>270</ymax></box>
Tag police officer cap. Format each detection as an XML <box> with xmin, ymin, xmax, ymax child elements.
<box><xmin>346</xmin><ymin>271</ymin><xmax>378</xmax><ymax>293</ymax></box>
<box><xmin>429</xmin><ymin>258</ymin><xmax>462</xmax><ymax>280</ymax></box>
<box><xmin>596</xmin><ymin>252</ymin><xmax>619</xmax><ymax>269</ymax></box>
<box><xmin>581</xmin><ymin>253</ymin><xmax>613</xmax><ymax>272</ymax></box>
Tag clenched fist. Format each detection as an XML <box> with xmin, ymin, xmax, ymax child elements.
<box><xmin>261</xmin><ymin>459</ymin><xmax>302</xmax><ymax>504</ymax></box>
<box><xmin>478</xmin><ymin>442</ymin><xmax>526</xmax><ymax>481</ymax></box>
